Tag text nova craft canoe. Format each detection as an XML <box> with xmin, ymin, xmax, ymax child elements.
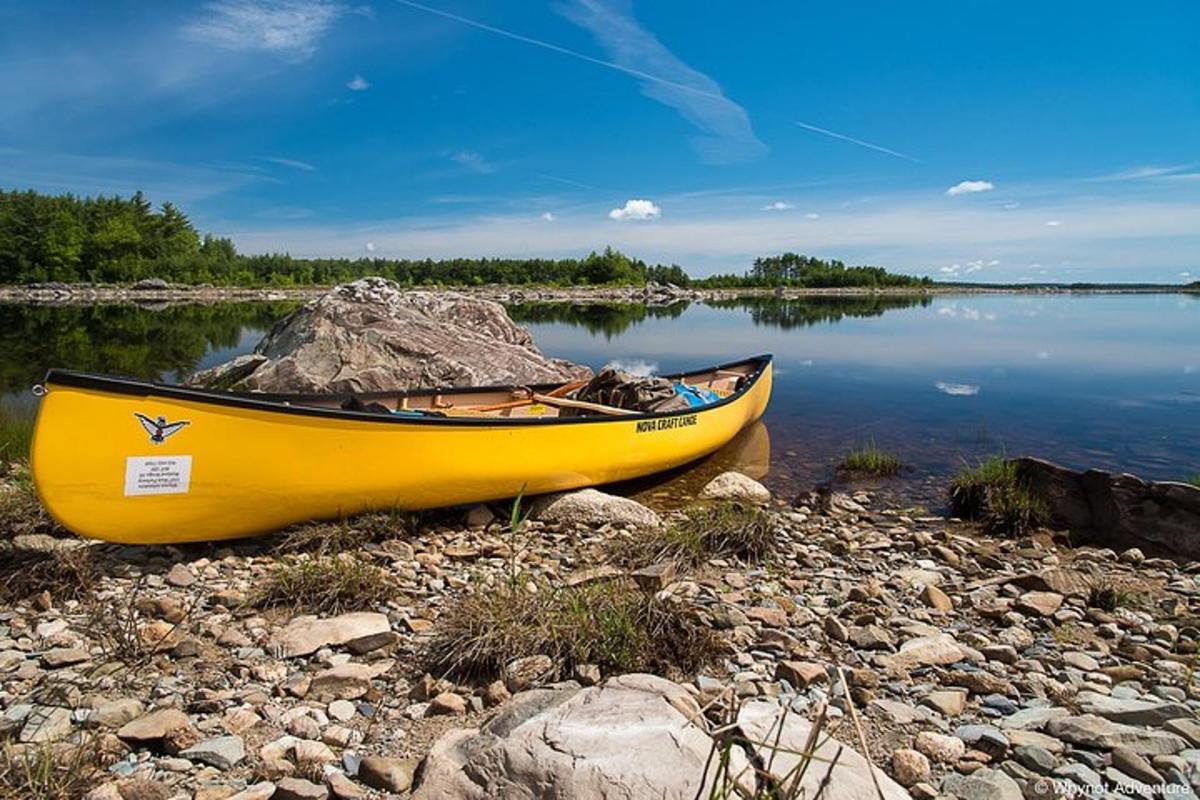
<box><xmin>31</xmin><ymin>355</ymin><xmax>772</xmax><ymax>544</ymax></box>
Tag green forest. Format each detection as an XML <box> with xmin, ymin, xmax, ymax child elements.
<box><xmin>0</xmin><ymin>188</ymin><xmax>929</xmax><ymax>288</ymax></box>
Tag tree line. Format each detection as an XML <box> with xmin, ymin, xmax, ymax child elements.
<box><xmin>0</xmin><ymin>188</ymin><xmax>929</xmax><ymax>288</ymax></box>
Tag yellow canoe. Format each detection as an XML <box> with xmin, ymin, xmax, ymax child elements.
<box><xmin>30</xmin><ymin>355</ymin><xmax>772</xmax><ymax>544</ymax></box>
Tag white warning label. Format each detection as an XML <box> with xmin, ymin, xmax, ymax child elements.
<box><xmin>124</xmin><ymin>456</ymin><xmax>192</xmax><ymax>496</ymax></box>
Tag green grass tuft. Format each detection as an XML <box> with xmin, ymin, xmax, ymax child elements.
<box><xmin>1086</xmin><ymin>578</ymin><xmax>1135</xmax><ymax>613</ymax></box>
<box><xmin>0</xmin><ymin>403</ymin><xmax>35</xmax><ymax>464</ymax></box>
<box><xmin>252</xmin><ymin>554</ymin><xmax>400</xmax><ymax>615</ymax></box>
<box><xmin>949</xmin><ymin>455</ymin><xmax>1049</xmax><ymax>536</ymax></box>
<box><xmin>612</xmin><ymin>502</ymin><xmax>775</xmax><ymax>568</ymax></box>
<box><xmin>837</xmin><ymin>444</ymin><xmax>903</xmax><ymax>477</ymax></box>
<box><xmin>425</xmin><ymin>577</ymin><xmax>721</xmax><ymax>681</ymax></box>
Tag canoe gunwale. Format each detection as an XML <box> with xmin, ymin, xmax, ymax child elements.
<box><xmin>39</xmin><ymin>354</ymin><xmax>773</xmax><ymax>428</ymax></box>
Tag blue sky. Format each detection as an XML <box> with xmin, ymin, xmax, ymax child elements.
<box><xmin>2</xmin><ymin>1</ymin><xmax>1198</xmax><ymax>281</ymax></box>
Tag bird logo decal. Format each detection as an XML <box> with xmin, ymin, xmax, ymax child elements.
<box><xmin>134</xmin><ymin>413</ymin><xmax>190</xmax><ymax>444</ymax></box>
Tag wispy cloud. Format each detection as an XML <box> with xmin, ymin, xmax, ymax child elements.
<box><xmin>450</xmin><ymin>150</ymin><xmax>496</xmax><ymax>174</ymax></box>
<box><xmin>540</xmin><ymin>211</ymin><xmax>557</xmax><ymax>222</ymax></box>
<box><xmin>346</xmin><ymin>74</ymin><xmax>370</xmax><ymax>91</ymax></box>
<box><xmin>186</xmin><ymin>0</ymin><xmax>346</xmax><ymax>60</ymax></box>
<box><xmin>558</xmin><ymin>0</ymin><xmax>765</xmax><ymax>163</ymax></box>
<box><xmin>946</xmin><ymin>180</ymin><xmax>994</xmax><ymax>196</ymax></box>
<box><xmin>394</xmin><ymin>0</ymin><xmax>764</xmax><ymax>163</ymax></box>
<box><xmin>794</xmin><ymin>121</ymin><xmax>918</xmax><ymax>162</ymax></box>
<box><xmin>1088</xmin><ymin>164</ymin><xmax>1195</xmax><ymax>182</ymax></box>
<box><xmin>609</xmin><ymin>198</ymin><xmax>661</xmax><ymax>220</ymax></box>
<box><xmin>761</xmin><ymin>201</ymin><xmax>793</xmax><ymax>212</ymax></box>
<box><xmin>259</xmin><ymin>155</ymin><xmax>317</xmax><ymax>171</ymax></box>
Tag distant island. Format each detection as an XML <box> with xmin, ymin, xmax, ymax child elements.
<box><xmin>0</xmin><ymin>188</ymin><xmax>931</xmax><ymax>289</ymax></box>
<box><xmin>2</xmin><ymin>189</ymin><xmax>1195</xmax><ymax>293</ymax></box>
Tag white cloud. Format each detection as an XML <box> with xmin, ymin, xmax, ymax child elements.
<box><xmin>805</xmin><ymin>213</ymin><xmax>821</xmax><ymax>220</ymax></box>
<box><xmin>761</xmin><ymin>201</ymin><xmax>793</xmax><ymax>212</ymax></box>
<box><xmin>346</xmin><ymin>74</ymin><xmax>370</xmax><ymax>91</ymax></box>
<box><xmin>609</xmin><ymin>198</ymin><xmax>661</xmax><ymax>221</ymax></box>
<box><xmin>1045</xmin><ymin>219</ymin><xmax>1062</xmax><ymax>227</ymax></box>
<box><xmin>450</xmin><ymin>150</ymin><xmax>495</xmax><ymax>174</ymax></box>
<box><xmin>186</xmin><ymin>0</ymin><xmax>346</xmax><ymax>60</ymax></box>
<box><xmin>364</xmin><ymin>241</ymin><xmax>375</xmax><ymax>252</ymax></box>
<box><xmin>540</xmin><ymin>212</ymin><xmax>557</xmax><ymax>222</ymax></box>
<box><xmin>259</xmin><ymin>155</ymin><xmax>316</xmax><ymax>171</ymax></box>
<box><xmin>946</xmin><ymin>180</ymin><xmax>995</xmax><ymax>196</ymax></box>
<box><xmin>1003</xmin><ymin>202</ymin><xmax>1021</xmax><ymax>210</ymax></box>
<box><xmin>1036</xmin><ymin>351</ymin><xmax>1051</xmax><ymax>360</ymax></box>
<box><xmin>1181</xmin><ymin>272</ymin><xmax>1192</xmax><ymax>278</ymax></box>
<box><xmin>556</xmin><ymin>0</ymin><xmax>765</xmax><ymax>163</ymax></box>
<box><xmin>935</xmin><ymin>381</ymin><xmax>980</xmax><ymax>396</ymax></box>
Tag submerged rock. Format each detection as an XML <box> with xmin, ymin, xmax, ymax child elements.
<box><xmin>189</xmin><ymin>277</ymin><xmax>590</xmax><ymax>393</ymax></box>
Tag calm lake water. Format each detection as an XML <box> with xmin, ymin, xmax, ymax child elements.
<box><xmin>2</xmin><ymin>293</ymin><xmax>1197</xmax><ymax>507</ymax></box>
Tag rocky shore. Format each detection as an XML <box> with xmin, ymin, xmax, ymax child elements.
<box><xmin>2</xmin><ymin>280</ymin><xmax>1193</xmax><ymax>307</ymax></box>
<box><xmin>5</xmin><ymin>462</ymin><xmax>1200</xmax><ymax>799</ymax></box>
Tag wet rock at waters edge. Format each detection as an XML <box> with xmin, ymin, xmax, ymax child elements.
<box><xmin>188</xmin><ymin>278</ymin><xmax>591</xmax><ymax>393</ymax></box>
<box><xmin>531</xmin><ymin>488</ymin><xmax>661</xmax><ymax>528</ymax></box>
<box><xmin>1014</xmin><ymin>457</ymin><xmax>1200</xmax><ymax>556</ymax></box>
<box><xmin>700</xmin><ymin>472</ymin><xmax>772</xmax><ymax>504</ymax></box>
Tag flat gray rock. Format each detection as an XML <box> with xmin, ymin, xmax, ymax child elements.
<box><xmin>180</xmin><ymin>735</ymin><xmax>245</xmax><ymax>770</ymax></box>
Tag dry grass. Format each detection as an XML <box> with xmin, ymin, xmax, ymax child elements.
<box><xmin>425</xmin><ymin>577</ymin><xmax>722</xmax><ymax>681</ymax></box>
<box><xmin>837</xmin><ymin>445</ymin><xmax>903</xmax><ymax>477</ymax></box>
<box><xmin>272</xmin><ymin>510</ymin><xmax>421</xmax><ymax>555</ymax></box>
<box><xmin>252</xmin><ymin>553</ymin><xmax>400</xmax><ymax>615</ymax></box>
<box><xmin>0</xmin><ymin>741</ymin><xmax>105</xmax><ymax>800</ymax></box>
<box><xmin>0</xmin><ymin>547</ymin><xmax>99</xmax><ymax>604</ymax></box>
<box><xmin>0</xmin><ymin>462</ymin><xmax>59</xmax><ymax>541</ymax></box>
<box><xmin>612</xmin><ymin>502</ymin><xmax>776</xmax><ymax>569</ymax></box>
<box><xmin>949</xmin><ymin>456</ymin><xmax>1049</xmax><ymax>536</ymax></box>
<box><xmin>698</xmin><ymin>670</ymin><xmax>887</xmax><ymax>799</ymax></box>
<box><xmin>84</xmin><ymin>581</ymin><xmax>191</xmax><ymax>665</ymax></box>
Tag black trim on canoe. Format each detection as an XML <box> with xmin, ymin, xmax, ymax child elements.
<box><xmin>40</xmin><ymin>355</ymin><xmax>773</xmax><ymax>427</ymax></box>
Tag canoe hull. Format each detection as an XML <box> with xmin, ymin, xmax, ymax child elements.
<box><xmin>31</xmin><ymin>358</ymin><xmax>772</xmax><ymax>544</ymax></box>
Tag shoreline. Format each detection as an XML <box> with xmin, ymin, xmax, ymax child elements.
<box><xmin>0</xmin><ymin>281</ymin><xmax>1195</xmax><ymax>306</ymax></box>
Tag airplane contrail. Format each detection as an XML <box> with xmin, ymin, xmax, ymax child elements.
<box><xmin>794</xmin><ymin>121</ymin><xmax>919</xmax><ymax>162</ymax></box>
<box><xmin>394</xmin><ymin>0</ymin><xmax>723</xmax><ymax>102</ymax></box>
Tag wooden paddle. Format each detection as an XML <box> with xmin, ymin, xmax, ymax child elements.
<box><xmin>471</xmin><ymin>379</ymin><xmax>589</xmax><ymax>413</ymax></box>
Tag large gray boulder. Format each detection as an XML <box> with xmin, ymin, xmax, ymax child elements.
<box><xmin>189</xmin><ymin>278</ymin><xmax>590</xmax><ymax>393</ymax></box>
<box><xmin>1015</xmin><ymin>457</ymin><xmax>1200</xmax><ymax>557</ymax></box>
<box><xmin>413</xmin><ymin>674</ymin><xmax>907</xmax><ymax>799</ymax></box>
<box><xmin>413</xmin><ymin>674</ymin><xmax>752</xmax><ymax>799</ymax></box>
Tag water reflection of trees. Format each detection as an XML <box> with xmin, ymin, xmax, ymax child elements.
<box><xmin>0</xmin><ymin>302</ymin><xmax>299</xmax><ymax>394</ymax></box>
<box><xmin>506</xmin><ymin>302</ymin><xmax>689</xmax><ymax>339</ymax></box>
<box><xmin>705</xmin><ymin>295</ymin><xmax>930</xmax><ymax>329</ymax></box>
